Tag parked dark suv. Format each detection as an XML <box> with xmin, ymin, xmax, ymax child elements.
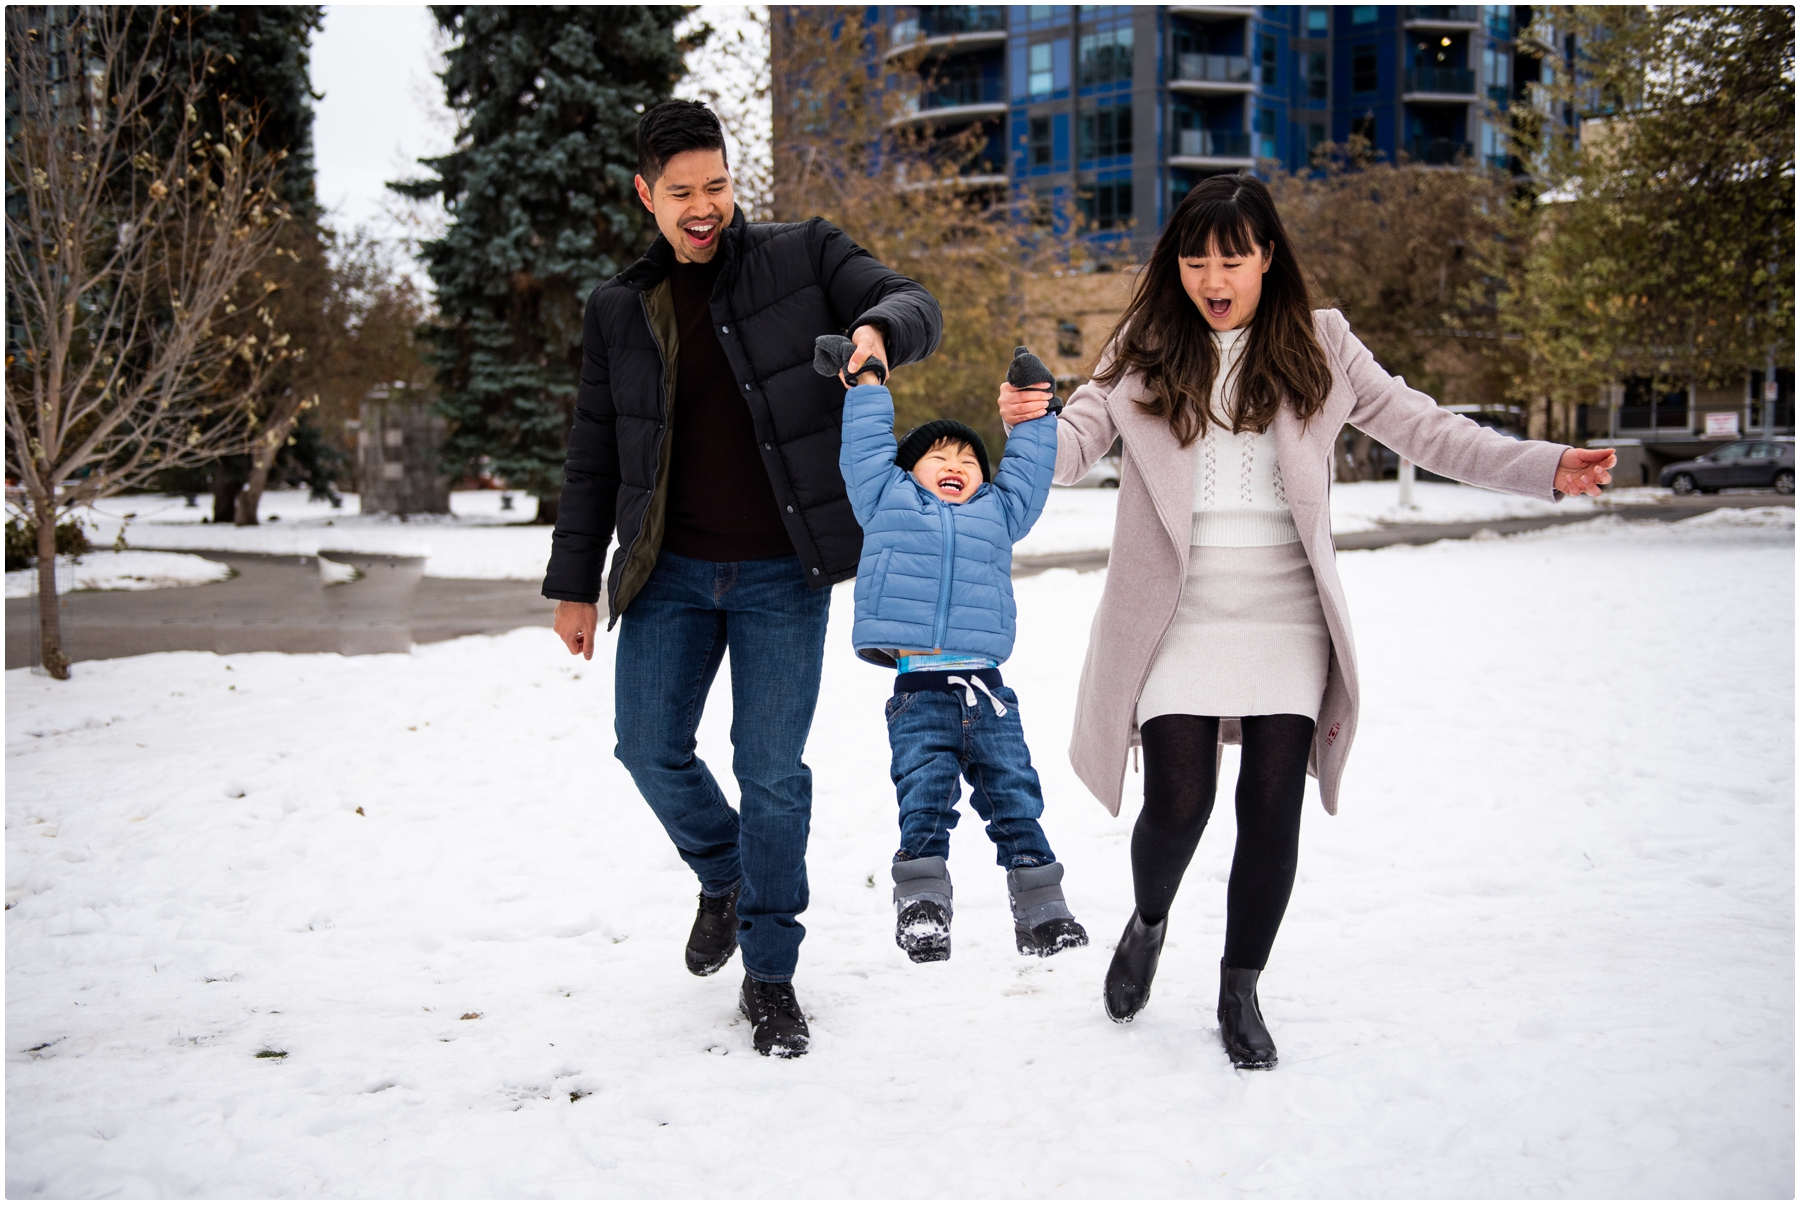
<box><xmin>1659</xmin><ymin>439</ymin><xmax>1795</xmax><ymax>495</ymax></box>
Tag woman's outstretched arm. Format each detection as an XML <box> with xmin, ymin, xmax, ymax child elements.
<box><xmin>1324</xmin><ymin>310</ymin><xmax>1615</xmax><ymax>499</ymax></box>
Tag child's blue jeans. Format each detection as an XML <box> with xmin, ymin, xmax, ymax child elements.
<box><xmin>885</xmin><ymin>669</ymin><xmax>1056</xmax><ymax>869</ymax></box>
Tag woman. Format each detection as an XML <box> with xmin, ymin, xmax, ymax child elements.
<box><xmin>997</xmin><ymin>174</ymin><xmax>1614</xmax><ymax>1070</ymax></box>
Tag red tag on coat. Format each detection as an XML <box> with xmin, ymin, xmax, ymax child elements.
<box><xmin>1325</xmin><ymin>722</ymin><xmax>1340</xmax><ymax>746</ymax></box>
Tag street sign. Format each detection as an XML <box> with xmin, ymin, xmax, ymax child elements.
<box><xmin>1764</xmin><ymin>380</ymin><xmax>1780</xmax><ymax>401</ymax></box>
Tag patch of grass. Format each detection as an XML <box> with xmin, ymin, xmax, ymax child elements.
<box><xmin>255</xmin><ymin>1048</ymin><xmax>288</xmax><ymax>1059</ymax></box>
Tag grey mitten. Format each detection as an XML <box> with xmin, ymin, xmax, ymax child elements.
<box><xmin>1007</xmin><ymin>345</ymin><xmax>1062</xmax><ymax>414</ymax></box>
<box><xmin>813</xmin><ymin>334</ymin><xmax>886</xmax><ymax>385</ymax></box>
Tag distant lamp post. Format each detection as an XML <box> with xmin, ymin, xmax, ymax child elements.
<box><xmin>1398</xmin><ymin>457</ymin><xmax>1417</xmax><ymax>509</ymax></box>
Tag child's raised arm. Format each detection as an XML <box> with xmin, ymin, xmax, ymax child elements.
<box><xmin>837</xmin><ymin>382</ymin><xmax>904</xmax><ymax>526</ymax></box>
<box><xmin>991</xmin><ymin>412</ymin><xmax>1057</xmax><ymax>542</ymax></box>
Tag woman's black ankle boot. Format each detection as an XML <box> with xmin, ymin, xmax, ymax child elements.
<box><xmin>1103</xmin><ymin>911</ymin><xmax>1166</xmax><ymax>1022</ymax></box>
<box><xmin>1217</xmin><ymin>962</ymin><xmax>1278</xmax><ymax>1069</ymax></box>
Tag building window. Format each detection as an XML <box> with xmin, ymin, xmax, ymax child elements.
<box><xmin>1307</xmin><ymin>121</ymin><xmax>1327</xmax><ymax>157</ymax></box>
<box><xmin>1029</xmin><ymin>43</ymin><xmax>1055</xmax><ymax>95</ymax></box>
<box><xmin>1305</xmin><ymin>50</ymin><xmax>1327</xmax><ymax>100</ymax></box>
<box><xmin>1078</xmin><ymin>26</ymin><xmax>1133</xmax><ymax>86</ymax></box>
<box><xmin>1351</xmin><ymin>44</ymin><xmax>1378</xmax><ymax>93</ymax></box>
<box><xmin>1350</xmin><ymin>113</ymin><xmax>1376</xmax><ymax>146</ymax></box>
<box><xmin>1057</xmin><ymin>319</ymin><xmax>1082</xmax><ymax>358</ymax></box>
<box><xmin>1258</xmin><ymin>106</ymin><xmax>1280</xmax><ymax>159</ymax></box>
<box><xmin>1078</xmin><ymin>179</ymin><xmax>1133</xmax><ymax>230</ymax></box>
<box><xmin>1259</xmin><ymin>34</ymin><xmax>1278</xmax><ymax>84</ymax></box>
<box><xmin>1079</xmin><ymin>104</ymin><xmax>1133</xmax><ymax>159</ymax></box>
<box><xmin>1306</xmin><ymin>6</ymin><xmax>1329</xmax><ymax>34</ymax></box>
<box><xmin>1029</xmin><ymin>5</ymin><xmax>1054</xmax><ymax>20</ymax></box>
<box><xmin>1351</xmin><ymin>5</ymin><xmax>1377</xmax><ymax>24</ymax></box>
<box><xmin>1029</xmin><ymin>116</ymin><xmax>1052</xmax><ymax>167</ymax></box>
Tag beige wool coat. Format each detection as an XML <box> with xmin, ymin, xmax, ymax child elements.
<box><xmin>1054</xmin><ymin>308</ymin><xmax>1569</xmax><ymax>817</ymax></box>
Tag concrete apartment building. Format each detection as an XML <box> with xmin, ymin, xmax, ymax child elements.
<box><xmin>769</xmin><ymin>5</ymin><xmax>1793</xmax><ymax>472</ymax></box>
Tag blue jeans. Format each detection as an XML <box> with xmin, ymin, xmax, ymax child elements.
<box><xmin>885</xmin><ymin>670</ymin><xmax>1056</xmax><ymax>869</ymax></box>
<box><xmin>614</xmin><ymin>551</ymin><xmax>831</xmax><ymax>983</ymax></box>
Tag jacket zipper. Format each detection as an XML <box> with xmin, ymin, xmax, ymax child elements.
<box><xmin>932</xmin><ymin>498</ymin><xmax>954</xmax><ymax>650</ymax></box>
<box><xmin>610</xmin><ymin>290</ymin><xmax>671</xmax><ymax>619</ymax></box>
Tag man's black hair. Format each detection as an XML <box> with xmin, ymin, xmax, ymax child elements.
<box><xmin>636</xmin><ymin>99</ymin><xmax>729</xmax><ymax>186</ymax></box>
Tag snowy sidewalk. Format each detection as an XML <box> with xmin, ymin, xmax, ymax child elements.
<box><xmin>59</xmin><ymin>483</ymin><xmax>1776</xmax><ymax>583</ymax></box>
<box><xmin>6</xmin><ymin>514</ymin><xmax>1793</xmax><ymax>1197</ymax></box>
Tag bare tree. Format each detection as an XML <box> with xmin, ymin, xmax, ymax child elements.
<box><xmin>770</xmin><ymin>9</ymin><xmax>1079</xmax><ymax>451</ymax></box>
<box><xmin>5</xmin><ymin>8</ymin><xmax>293</xmax><ymax>677</ymax></box>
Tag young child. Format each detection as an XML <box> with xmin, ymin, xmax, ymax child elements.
<box><xmin>816</xmin><ymin>336</ymin><xmax>1089</xmax><ymax>964</ymax></box>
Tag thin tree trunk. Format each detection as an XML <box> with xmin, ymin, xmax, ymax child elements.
<box><xmin>235</xmin><ymin>397</ymin><xmax>307</xmax><ymax>526</ymax></box>
<box><xmin>212</xmin><ymin>470</ymin><xmax>243</xmax><ymax>524</ymax></box>
<box><xmin>1353</xmin><ymin>431</ymin><xmax>1377</xmax><ymax>481</ymax></box>
<box><xmin>32</xmin><ymin>496</ymin><xmax>69</xmax><ymax>679</ymax></box>
<box><xmin>1333</xmin><ymin>429</ymin><xmax>1357</xmax><ymax>482</ymax></box>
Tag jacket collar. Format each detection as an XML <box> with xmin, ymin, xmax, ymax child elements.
<box><xmin>618</xmin><ymin>204</ymin><xmax>747</xmax><ymax>293</ymax></box>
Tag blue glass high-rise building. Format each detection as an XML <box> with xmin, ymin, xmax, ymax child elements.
<box><xmin>805</xmin><ymin>5</ymin><xmax>1538</xmax><ymax>252</ymax></box>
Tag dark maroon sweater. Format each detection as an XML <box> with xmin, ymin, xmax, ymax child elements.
<box><xmin>661</xmin><ymin>256</ymin><xmax>794</xmax><ymax>562</ymax></box>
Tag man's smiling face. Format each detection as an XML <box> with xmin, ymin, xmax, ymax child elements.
<box><xmin>911</xmin><ymin>439</ymin><xmax>984</xmax><ymax>504</ymax></box>
<box><xmin>635</xmin><ymin>148</ymin><xmax>734</xmax><ymax>264</ymax></box>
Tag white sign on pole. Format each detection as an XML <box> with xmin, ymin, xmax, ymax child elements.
<box><xmin>1765</xmin><ymin>380</ymin><xmax>1780</xmax><ymax>402</ymax></box>
<box><xmin>1705</xmin><ymin>411</ymin><xmax>1740</xmax><ymax>437</ymax></box>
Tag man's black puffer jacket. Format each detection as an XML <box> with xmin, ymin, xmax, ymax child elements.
<box><xmin>542</xmin><ymin>208</ymin><xmax>943</xmax><ymax>623</ymax></box>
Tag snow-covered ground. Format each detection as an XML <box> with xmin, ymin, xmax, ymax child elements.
<box><xmin>4</xmin><ymin>551</ymin><xmax>232</xmax><ymax>599</ymax></box>
<box><xmin>7</xmin><ymin>513</ymin><xmax>1792</xmax><ymax>1197</ymax></box>
<box><xmin>51</xmin><ymin>480</ymin><xmax>1657</xmax><ymax>581</ymax></box>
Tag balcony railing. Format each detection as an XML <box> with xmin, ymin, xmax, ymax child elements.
<box><xmin>1172</xmin><ymin>53</ymin><xmax>1253</xmax><ymax>85</ymax></box>
<box><xmin>891</xmin><ymin>8</ymin><xmax>1005</xmax><ymax>51</ymax></box>
<box><xmin>1404</xmin><ymin>6</ymin><xmax>1479</xmax><ymax>23</ymax></box>
<box><xmin>917</xmin><ymin>76</ymin><xmax>1005</xmax><ymax>110</ymax></box>
<box><xmin>1405</xmin><ymin>137</ymin><xmax>1472</xmax><ymax>164</ymax></box>
<box><xmin>1405</xmin><ymin>66</ymin><xmax>1475</xmax><ymax>94</ymax></box>
<box><xmin>1175</xmin><ymin>128</ymin><xmax>1252</xmax><ymax>158</ymax></box>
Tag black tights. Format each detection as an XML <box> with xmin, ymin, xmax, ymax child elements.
<box><xmin>1131</xmin><ymin>713</ymin><xmax>1313</xmax><ymax>970</ymax></box>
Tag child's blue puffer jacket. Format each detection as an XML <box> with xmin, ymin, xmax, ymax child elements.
<box><xmin>839</xmin><ymin>383</ymin><xmax>1057</xmax><ymax>666</ymax></box>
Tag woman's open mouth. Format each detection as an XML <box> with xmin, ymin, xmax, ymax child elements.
<box><xmin>1205</xmin><ymin>296</ymin><xmax>1232</xmax><ymax>320</ymax></box>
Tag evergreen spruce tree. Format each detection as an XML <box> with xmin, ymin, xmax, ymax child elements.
<box><xmin>394</xmin><ymin>6</ymin><xmax>691</xmax><ymax>523</ymax></box>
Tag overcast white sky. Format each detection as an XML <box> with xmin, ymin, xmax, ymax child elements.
<box><xmin>309</xmin><ymin>6</ymin><xmax>453</xmax><ymax>246</ymax></box>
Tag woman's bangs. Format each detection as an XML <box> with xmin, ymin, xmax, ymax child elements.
<box><xmin>1174</xmin><ymin>202</ymin><xmax>1257</xmax><ymax>260</ymax></box>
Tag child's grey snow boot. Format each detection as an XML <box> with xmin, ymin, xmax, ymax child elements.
<box><xmin>892</xmin><ymin>856</ymin><xmax>953</xmax><ymax>963</ymax></box>
<box><xmin>1007</xmin><ymin>862</ymin><xmax>1089</xmax><ymax>957</ymax></box>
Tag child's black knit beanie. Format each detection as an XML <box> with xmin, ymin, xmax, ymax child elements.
<box><xmin>895</xmin><ymin>420</ymin><xmax>992</xmax><ymax>483</ymax></box>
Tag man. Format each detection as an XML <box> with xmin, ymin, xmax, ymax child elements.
<box><xmin>543</xmin><ymin>100</ymin><xmax>942</xmax><ymax>1058</ymax></box>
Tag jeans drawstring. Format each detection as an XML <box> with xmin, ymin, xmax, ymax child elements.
<box><xmin>947</xmin><ymin>675</ymin><xmax>1008</xmax><ymax>717</ymax></box>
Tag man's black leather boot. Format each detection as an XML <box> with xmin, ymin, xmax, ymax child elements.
<box><xmin>684</xmin><ymin>884</ymin><xmax>740</xmax><ymax>977</ymax></box>
<box><xmin>739</xmin><ymin>974</ymin><xmax>810</xmax><ymax>1058</ymax></box>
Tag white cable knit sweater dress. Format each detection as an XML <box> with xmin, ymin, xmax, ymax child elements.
<box><xmin>1135</xmin><ymin>326</ymin><xmax>1332</xmax><ymax>725</ymax></box>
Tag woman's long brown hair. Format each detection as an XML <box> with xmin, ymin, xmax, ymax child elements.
<box><xmin>1094</xmin><ymin>174</ymin><xmax>1332</xmax><ymax>446</ymax></box>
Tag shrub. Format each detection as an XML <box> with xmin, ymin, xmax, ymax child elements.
<box><xmin>5</xmin><ymin>518</ymin><xmax>92</xmax><ymax>571</ymax></box>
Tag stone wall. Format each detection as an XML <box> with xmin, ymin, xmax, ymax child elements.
<box><xmin>357</xmin><ymin>388</ymin><xmax>449</xmax><ymax>516</ymax></box>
